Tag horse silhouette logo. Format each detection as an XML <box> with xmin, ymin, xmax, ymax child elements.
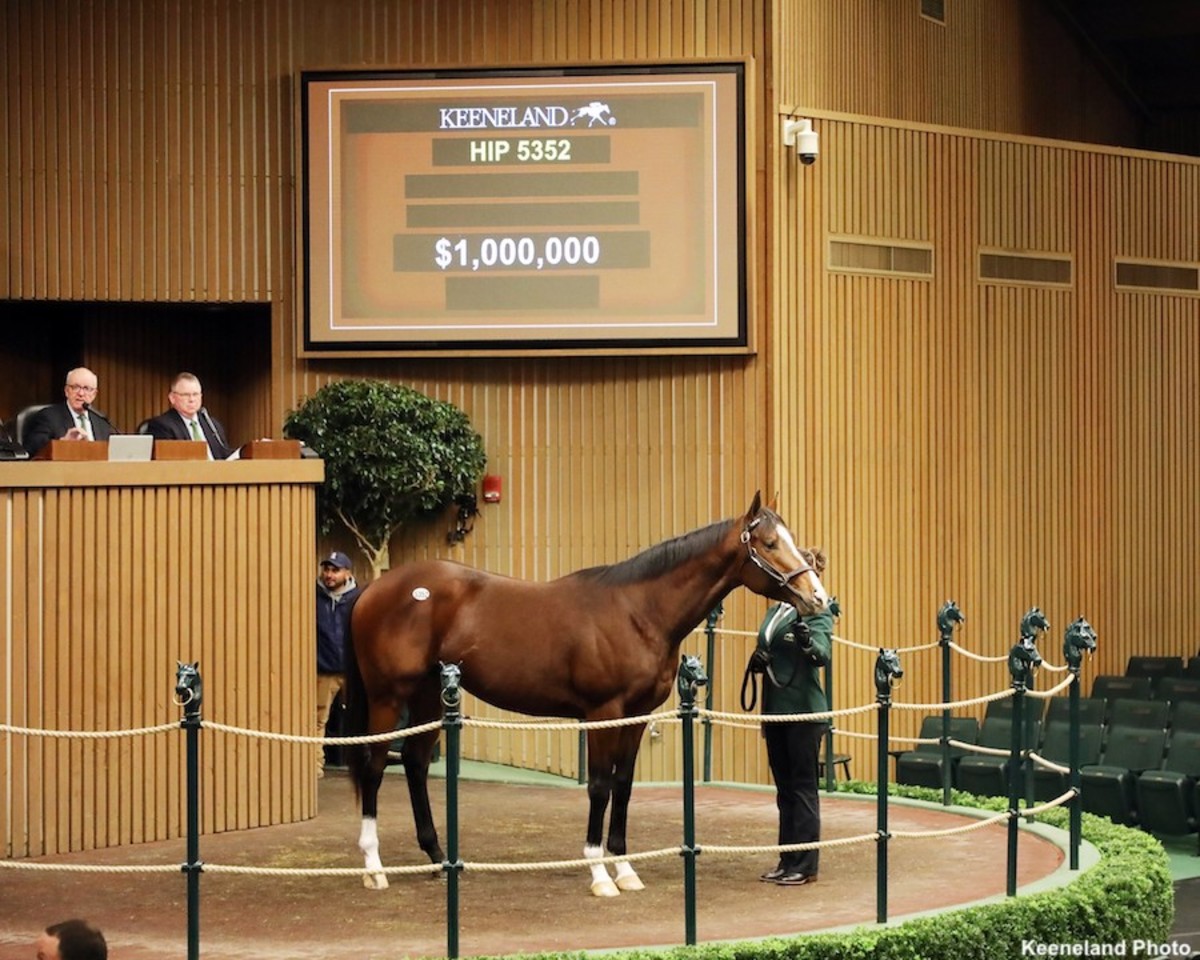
<box><xmin>570</xmin><ymin>101</ymin><xmax>616</xmax><ymax>127</ymax></box>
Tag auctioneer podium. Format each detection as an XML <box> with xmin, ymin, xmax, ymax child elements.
<box><xmin>0</xmin><ymin>453</ymin><xmax>324</xmax><ymax>858</ymax></box>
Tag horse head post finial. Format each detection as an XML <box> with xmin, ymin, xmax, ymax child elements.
<box><xmin>677</xmin><ymin>654</ymin><xmax>709</xmax><ymax>707</ymax></box>
<box><xmin>440</xmin><ymin>662</ymin><xmax>463</xmax><ymax>709</ymax></box>
<box><xmin>936</xmin><ymin>601</ymin><xmax>965</xmax><ymax>644</ymax></box>
<box><xmin>1019</xmin><ymin>606</ymin><xmax>1050</xmax><ymax>642</ymax></box>
<box><xmin>1063</xmin><ymin>617</ymin><xmax>1098</xmax><ymax>674</ymax></box>
<box><xmin>874</xmin><ymin>648</ymin><xmax>903</xmax><ymax>701</ymax></box>
<box><xmin>174</xmin><ymin>661</ymin><xmax>203</xmax><ymax>720</ymax></box>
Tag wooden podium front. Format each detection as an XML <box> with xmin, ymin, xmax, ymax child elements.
<box><xmin>0</xmin><ymin>458</ymin><xmax>326</xmax><ymax>859</ymax></box>
<box><xmin>152</xmin><ymin>439</ymin><xmax>208</xmax><ymax>460</ymax></box>
<box><xmin>33</xmin><ymin>439</ymin><xmax>108</xmax><ymax>461</ymax></box>
<box><xmin>239</xmin><ymin>439</ymin><xmax>302</xmax><ymax>459</ymax></box>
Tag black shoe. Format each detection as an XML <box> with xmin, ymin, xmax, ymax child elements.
<box><xmin>758</xmin><ymin>866</ymin><xmax>787</xmax><ymax>882</ymax></box>
<box><xmin>774</xmin><ymin>871</ymin><xmax>817</xmax><ymax>886</ymax></box>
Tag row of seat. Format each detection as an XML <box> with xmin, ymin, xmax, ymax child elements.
<box><xmin>894</xmin><ymin>697</ymin><xmax>1200</xmax><ymax>840</ymax></box>
<box><xmin>1094</xmin><ymin>671</ymin><xmax>1200</xmax><ymax>706</ymax></box>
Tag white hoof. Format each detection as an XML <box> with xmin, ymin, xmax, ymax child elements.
<box><xmin>590</xmin><ymin>878</ymin><xmax>621</xmax><ymax>897</ymax></box>
<box><xmin>615</xmin><ymin>873</ymin><xmax>645</xmax><ymax>892</ymax></box>
<box><xmin>362</xmin><ymin>871</ymin><xmax>389</xmax><ymax>890</ymax></box>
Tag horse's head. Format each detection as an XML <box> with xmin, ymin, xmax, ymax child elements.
<box><xmin>1063</xmin><ymin>617</ymin><xmax>1098</xmax><ymax>670</ymax></box>
<box><xmin>174</xmin><ymin>661</ymin><xmax>202</xmax><ymax>709</ymax></box>
<box><xmin>874</xmin><ymin>648</ymin><xmax>903</xmax><ymax>696</ymax></box>
<box><xmin>738</xmin><ymin>492</ymin><xmax>830</xmax><ymax>615</ymax></box>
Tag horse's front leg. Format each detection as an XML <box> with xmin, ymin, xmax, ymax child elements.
<box><xmin>358</xmin><ymin>702</ymin><xmax>398</xmax><ymax>890</ymax></box>
<box><xmin>584</xmin><ymin>727</ymin><xmax>620</xmax><ymax>897</ymax></box>
<box><xmin>605</xmin><ymin>723</ymin><xmax>647</xmax><ymax>892</ymax></box>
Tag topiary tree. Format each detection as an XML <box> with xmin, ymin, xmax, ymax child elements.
<box><xmin>284</xmin><ymin>379</ymin><xmax>487</xmax><ymax>580</ymax></box>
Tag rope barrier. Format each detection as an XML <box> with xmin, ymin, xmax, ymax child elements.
<box><xmin>1027</xmin><ymin>675</ymin><xmax>1077</xmax><ymax>698</ymax></box>
<box><xmin>1028</xmin><ymin>752</ymin><xmax>1071</xmax><ymax>775</ymax></box>
<box><xmin>0</xmin><ymin>721</ymin><xmax>178</xmax><ymax>739</ymax></box>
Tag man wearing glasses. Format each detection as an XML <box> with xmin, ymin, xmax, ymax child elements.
<box><xmin>144</xmin><ymin>371</ymin><xmax>233</xmax><ymax>461</ymax></box>
<box><xmin>23</xmin><ymin>367</ymin><xmax>116</xmax><ymax>457</ymax></box>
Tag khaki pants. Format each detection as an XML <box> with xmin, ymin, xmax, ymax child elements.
<box><xmin>316</xmin><ymin>673</ymin><xmax>344</xmax><ymax>776</ymax></box>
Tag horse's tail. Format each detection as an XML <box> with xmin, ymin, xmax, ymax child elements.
<box><xmin>341</xmin><ymin>590</ymin><xmax>369</xmax><ymax>801</ymax></box>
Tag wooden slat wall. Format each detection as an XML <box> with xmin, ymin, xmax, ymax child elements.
<box><xmin>0</xmin><ymin>464</ymin><xmax>319</xmax><ymax>858</ymax></box>
<box><xmin>2</xmin><ymin>0</ymin><xmax>1189</xmax><ymax>797</ymax></box>
<box><xmin>765</xmin><ymin>114</ymin><xmax>1200</xmax><ymax>782</ymax></box>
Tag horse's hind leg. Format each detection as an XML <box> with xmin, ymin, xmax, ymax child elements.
<box><xmin>605</xmin><ymin>723</ymin><xmax>647</xmax><ymax>892</ymax></box>
<box><xmin>584</xmin><ymin>728</ymin><xmax>620</xmax><ymax>897</ymax></box>
<box><xmin>401</xmin><ymin>679</ymin><xmax>446</xmax><ymax>866</ymax></box>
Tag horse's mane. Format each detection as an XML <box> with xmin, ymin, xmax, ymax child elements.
<box><xmin>571</xmin><ymin>519</ymin><xmax>734</xmax><ymax>586</ymax></box>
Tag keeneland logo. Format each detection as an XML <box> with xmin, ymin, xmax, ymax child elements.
<box><xmin>438</xmin><ymin>102</ymin><xmax>617</xmax><ymax>130</ymax></box>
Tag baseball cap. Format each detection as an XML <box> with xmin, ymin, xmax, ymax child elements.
<box><xmin>320</xmin><ymin>550</ymin><xmax>352</xmax><ymax>570</ymax></box>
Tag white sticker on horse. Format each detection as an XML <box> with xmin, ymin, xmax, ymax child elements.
<box><xmin>412</xmin><ymin>587</ymin><xmax>430</xmax><ymax>601</ymax></box>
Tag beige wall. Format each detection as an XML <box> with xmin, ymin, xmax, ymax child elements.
<box><xmin>3</xmin><ymin>1</ymin><xmax>1195</xmax><ymax>790</ymax></box>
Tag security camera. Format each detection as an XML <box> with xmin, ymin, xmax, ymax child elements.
<box><xmin>782</xmin><ymin>117</ymin><xmax>819</xmax><ymax>165</ymax></box>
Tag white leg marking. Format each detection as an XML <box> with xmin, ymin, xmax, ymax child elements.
<box><xmin>614</xmin><ymin>859</ymin><xmax>645</xmax><ymax>892</ymax></box>
<box><xmin>359</xmin><ymin>817</ymin><xmax>389</xmax><ymax>890</ymax></box>
<box><xmin>585</xmin><ymin>844</ymin><xmax>619</xmax><ymax>897</ymax></box>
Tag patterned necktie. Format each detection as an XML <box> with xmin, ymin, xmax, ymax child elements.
<box><xmin>78</xmin><ymin>411</ymin><xmax>92</xmax><ymax>440</ymax></box>
<box><xmin>189</xmin><ymin>419</ymin><xmax>202</xmax><ymax>441</ymax></box>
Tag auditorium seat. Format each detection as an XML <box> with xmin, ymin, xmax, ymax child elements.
<box><xmin>895</xmin><ymin>715</ymin><xmax>979</xmax><ymax>789</ymax></box>
<box><xmin>955</xmin><ymin>706</ymin><xmax>1042</xmax><ymax>799</ymax></box>
<box><xmin>1089</xmin><ymin>675</ymin><xmax>1153</xmax><ymax>711</ymax></box>
<box><xmin>1080</xmin><ymin>725</ymin><xmax>1168</xmax><ymax>826</ymax></box>
<box><xmin>1136</xmin><ymin>727</ymin><xmax>1200</xmax><ymax>838</ymax></box>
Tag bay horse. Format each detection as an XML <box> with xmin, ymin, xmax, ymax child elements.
<box><xmin>342</xmin><ymin>492</ymin><xmax>829</xmax><ymax>896</ymax></box>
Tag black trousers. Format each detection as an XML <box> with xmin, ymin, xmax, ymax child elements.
<box><xmin>763</xmin><ymin>721</ymin><xmax>825</xmax><ymax>875</ymax></box>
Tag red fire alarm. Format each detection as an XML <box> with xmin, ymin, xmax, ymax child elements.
<box><xmin>482</xmin><ymin>474</ymin><xmax>502</xmax><ymax>503</ymax></box>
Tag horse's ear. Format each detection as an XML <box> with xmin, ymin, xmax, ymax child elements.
<box><xmin>770</xmin><ymin>490</ymin><xmax>781</xmax><ymax>511</ymax></box>
<box><xmin>191</xmin><ymin>661</ymin><xmax>199</xmax><ymax>670</ymax></box>
<box><xmin>747</xmin><ymin>490</ymin><xmax>762</xmax><ymax>517</ymax></box>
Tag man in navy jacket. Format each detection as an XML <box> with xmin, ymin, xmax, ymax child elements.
<box><xmin>315</xmin><ymin>550</ymin><xmax>360</xmax><ymax>777</ymax></box>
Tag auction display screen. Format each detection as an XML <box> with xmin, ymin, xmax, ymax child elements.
<box><xmin>299</xmin><ymin>63</ymin><xmax>748</xmax><ymax>354</ymax></box>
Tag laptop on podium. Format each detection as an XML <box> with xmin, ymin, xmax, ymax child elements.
<box><xmin>107</xmin><ymin>434</ymin><xmax>155</xmax><ymax>462</ymax></box>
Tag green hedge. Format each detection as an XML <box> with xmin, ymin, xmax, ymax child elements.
<box><xmin>481</xmin><ymin>783</ymin><xmax>1173</xmax><ymax>960</ymax></box>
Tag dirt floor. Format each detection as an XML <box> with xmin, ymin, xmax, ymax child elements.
<box><xmin>0</xmin><ymin>773</ymin><xmax>1064</xmax><ymax>959</ymax></box>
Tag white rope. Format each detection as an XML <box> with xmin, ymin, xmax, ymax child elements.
<box><xmin>891</xmin><ymin>811</ymin><xmax>1009</xmax><ymax>838</ymax></box>
<box><xmin>951</xmin><ymin>739</ymin><xmax>1013</xmax><ymax>758</ymax></box>
<box><xmin>700</xmin><ymin>702</ymin><xmax>879</xmax><ymax>723</ymax></box>
<box><xmin>892</xmin><ymin>689</ymin><xmax>1014</xmax><ymax>711</ymax></box>
<box><xmin>703</xmin><ymin>833</ymin><xmax>879</xmax><ymax>855</ymax></box>
<box><xmin>947</xmin><ymin>641</ymin><xmax>1008</xmax><ymax>664</ymax></box>
<box><xmin>464</xmin><ymin>712</ymin><xmax>678</xmax><ymax>732</ymax></box>
<box><xmin>204</xmin><ymin>863</ymin><xmax>441</xmax><ymax>877</ymax></box>
<box><xmin>1027</xmin><ymin>675</ymin><xmax>1077</xmax><ymax>698</ymax></box>
<box><xmin>0</xmin><ymin>860</ymin><xmax>180</xmax><ymax>874</ymax></box>
<box><xmin>203</xmin><ymin>718</ymin><xmax>442</xmax><ymax>745</ymax></box>
<box><xmin>463</xmin><ymin>847</ymin><xmax>677</xmax><ymax>873</ymax></box>
<box><xmin>0</xmin><ymin>722</ymin><xmax>178</xmax><ymax>739</ymax></box>
<box><xmin>1028</xmin><ymin>752</ymin><xmax>1071</xmax><ymax>775</ymax></box>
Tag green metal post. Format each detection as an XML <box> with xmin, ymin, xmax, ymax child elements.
<box><xmin>1006</xmin><ymin>612</ymin><xmax>1044</xmax><ymax>897</ymax></box>
<box><xmin>577</xmin><ymin>727</ymin><xmax>586</xmax><ymax>786</ymax></box>
<box><xmin>823</xmin><ymin>658</ymin><xmax>836</xmax><ymax>791</ymax></box>
<box><xmin>1063</xmin><ymin>618</ymin><xmax>1097</xmax><ymax>870</ymax></box>
<box><xmin>441</xmin><ymin>664</ymin><xmax>464</xmax><ymax>960</ymax></box>
<box><xmin>936</xmin><ymin>602</ymin><xmax>964</xmax><ymax>807</ymax></box>
<box><xmin>874</xmin><ymin>649</ymin><xmax>902</xmax><ymax>925</ymax></box>
<box><xmin>677</xmin><ymin>654</ymin><xmax>707</xmax><ymax>947</ymax></box>
<box><xmin>702</xmin><ymin>602</ymin><xmax>721</xmax><ymax>783</ymax></box>
<box><xmin>177</xmin><ymin>665</ymin><xmax>203</xmax><ymax>960</ymax></box>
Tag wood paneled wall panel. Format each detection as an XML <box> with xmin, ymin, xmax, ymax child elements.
<box><xmin>771</xmin><ymin>114</ymin><xmax>1200</xmax><ymax>781</ymax></box>
<box><xmin>1</xmin><ymin>468</ymin><xmax>319</xmax><ymax>858</ymax></box>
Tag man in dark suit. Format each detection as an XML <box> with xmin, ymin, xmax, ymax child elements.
<box><xmin>143</xmin><ymin>372</ymin><xmax>233</xmax><ymax>460</ymax></box>
<box><xmin>23</xmin><ymin>367</ymin><xmax>118</xmax><ymax>457</ymax></box>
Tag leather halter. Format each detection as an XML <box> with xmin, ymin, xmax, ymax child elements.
<box><xmin>741</xmin><ymin>515</ymin><xmax>814</xmax><ymax>588</ymax></box>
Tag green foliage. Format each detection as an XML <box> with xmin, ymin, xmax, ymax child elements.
<box><xmin>473</xmin><ymin>784</ymin><xmax>1173</xmax><ymax>960</ymax></box>
<box><xmin>283</xmin><ymin>379</ymin><xmax>486</xmax><ymax>569</ymax></box>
